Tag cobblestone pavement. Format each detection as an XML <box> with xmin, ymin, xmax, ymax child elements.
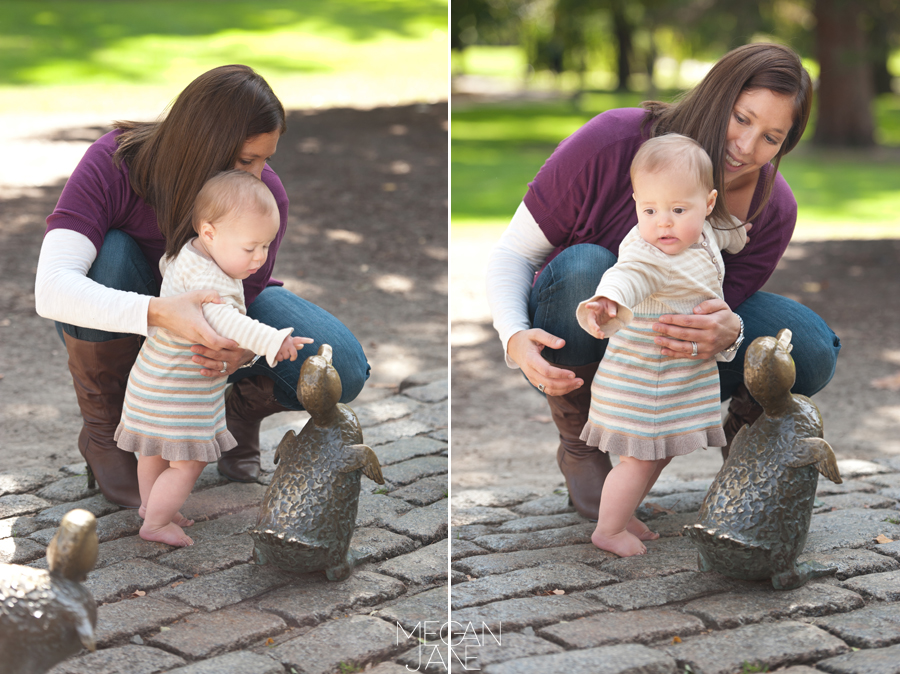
<box><xmin>1</xmin><ymin>368</ymin><xmax>448</xmax><ymax>674</ymax></box>
<box><xmin>450</xmin><ymin>456</ymin><xmax>900</xmax><ymax>674</ymax></box>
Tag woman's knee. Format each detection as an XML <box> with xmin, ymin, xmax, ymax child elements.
<box><xmin>89</xmin><ymin>230</ymin><xmax>158</xmax><ymax>295</ymax></box>
<box><xmin>540</xmin><ymin>244</ymin><xmax>617</xmax><ymax>295</ymax></box>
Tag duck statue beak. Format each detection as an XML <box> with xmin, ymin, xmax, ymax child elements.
<box><xmin>776</xmin><ymin>329</ymin><xmax>793</xmax><ymax>354</ymax></box>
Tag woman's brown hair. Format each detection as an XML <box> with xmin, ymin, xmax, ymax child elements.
<box><xmin>642</xmin><ymin>43</ymin><xmax>812</xmax><ymax>226</ymax></box>
<box><xmin>112</xmin><ymin>64</ymin><xmax>286</xmax><ymax>258</ymax></box>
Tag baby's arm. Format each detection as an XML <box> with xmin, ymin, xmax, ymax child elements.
<box><xmin>580</xmin><ymin>297</ymin><xmax>623</xmax><ymax>340</ymax></box>
<box><xmin>576</xmin><ymin>245</ymin><xmax>670</xmax><ymax>338</ymax></box>
<box><xmin>202</xmin><ymin>303</ymin><xmax>306</xmax><ymax>367</ymax></box>
<box><xmin>716</xmin><ymin>222</ymin><xmax>748</xmax><ymax>254</ymax></box>
<box><xmin>276</xmin><ymin>335</ymin><xmax>315</xmax><ymax>363</ymax></box>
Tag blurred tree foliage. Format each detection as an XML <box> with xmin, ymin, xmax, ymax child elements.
<box><xmin>450</xmin><ymin>0</ymin><xmax>900</xmax><ymax>146</ymax></box>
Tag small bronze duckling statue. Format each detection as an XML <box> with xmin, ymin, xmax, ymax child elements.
<box><xmin>685</xmin><ymin>329</ymin><xmax>842</xmax><ymax>590</ymax></box>
<box><xmin>251</xmin><ymin>344</ymin><xmax>384</xmax><ymax>581</ymax></box>
<box><xmin>0</xmin><ymin>509</ymin><xmax>99</xmax><ymax>673</ymax></box>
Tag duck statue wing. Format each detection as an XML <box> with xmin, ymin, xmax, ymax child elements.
<box><xmin>337</xmin><ymin>444</ymin><xmax>385</xmax><ymax>484</ymax></box>
<box><xmin>784</xmin><ymin>437</ymin><xmax>842</xmax><ymax>484</ymax></box>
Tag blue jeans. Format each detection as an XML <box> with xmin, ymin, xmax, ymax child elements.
<box><xmin>529</xmin><ymin>244</ymin><xmax>841</xmax><ymax>400</ymax></box>
<box><xmin>57</xmin><ymin>230</ymin><xmax>370</xmax><ymax>410</ymax></box>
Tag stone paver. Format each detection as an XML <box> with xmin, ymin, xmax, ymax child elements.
<box><xmin>163</xmin><ymin>651</ymin><xmax>284</xmax><ymax>674</ymax></box>
<box><xmin>453</xmin><ymin>542</ymin><xmax>612</xmax><ymax>577</ymax></box>
<box><xmin>817</xmin><ymin>643</ymin><xmax>900</xmax><ymax>674</ymax></box>
<box><xmin>1</xmin><ymin>493</ymin><xmax>54</xmax><ymax>519</ymax></box>
<box><xmin>84</xmin><ymin>558</ymin><xmax>188</xmax><ymax>604</ymax></box>
<box><xmin>538</xmin><ymin>608</ymin><xmax>706</xmax><ymax>649</ymax></box>
<box><xmin>0</xmin><ymin>535</ymin><xmax>45</xmax><ymax>563</ymax></box>
<box><xmin>375</xmin><ymin>586</ymin><xmax>448</xmax><ymax>633</ymax></box>
<box><xmin>257</xmin><ymin>570</ymin><xmax>407</xmax><ymax>626</ymax></box>
<box><xmin>156</xmin><ymin>533</ymin><xmax>254</xmax><ymax>575</ymax></box>
<box><xmin>664</xmin><ymin>621</ymin><xmax>849</xmax><ymax>674</ymax></box>
<box><xmin>472</xmin><ymin>522</ymin><xmax>595</xmax><ymax>552</ymax></box>
<box><xmin>47</xmin><ymin>644</ymin><xmax>186</xmax><ymax>674</ymax></box>
<box><xmin>512</xmin><ymin>492</ymin><xmax>574</xmax><ymax>517</ymax></box>
<box><xmin>0</xmin><ymin>468</ymin><xmax>57</xmax><ymax>496</ymax></box>
<box><xmin>483</xmin><ymin>643</ymin><xmax>677</xmax><ymax>674</ymax></box>
<box><xmin>146</xmin><ymin>607</ymin><xmax>287</xmax><ymax>659</ymax></box>
<box><xmin>841</xmin><ymin>568</ymin><xmax>900</xmax><ymax>600</ymax></box>
<box><xmin>681</xmin><ymin>583</ymin><xmax>865</xmax><ymax>629</ymax></box>
<box><xmin>451</xmin><ymin>562</ymin><xmax>616</xmax><ymax>609</ymax></box>
<box><xmin>270</xmin><ymin>614</ymin><xmax>404</xmax><ymax>674</ymax></box>
<box><xmin>796</xmin><ymin>548</ymin><xmax>900</xmax><ymax>580</ymax></box>
<box><xmin>94</xmin><ymin>596</ymin><xmax>196</xmax><ymax>647</ymax></box>
<box><xmin>387</xmin><ymin>499</ymin><xmax>448</xmax><ymax>542</ymax></box>
<box><xmin>586</xmin><ymin>571</ymin><xmax>737</xmax><ymax>610</ymax></box>
<box><xmin>389</xmin><ymin>474</ymin><xmax>448</xmax><ymax>506</ymax></box>
<box><xmin>814</xmin><ymin>603</ymin><xmax>900</xmax><ymax>648</ymax></box>
<box><xmin>376</xmin><ymin>538</ymin><xmax>447</xmax><ymax>584</ymax></box>
<box><xmin>452</xmin><ymin>594</ymin><xmax>608</xmax><ymax>632</ymax></box>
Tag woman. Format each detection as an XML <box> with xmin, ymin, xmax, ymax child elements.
<box><xmin>486</xmin><ymin>43</ymin><xmax>841</xmax><ymax>521</ymax></box>
<box><xmin>35</xmin><ymin>65</ymin><xmax>370</xmax><ymax>509</ymax></box>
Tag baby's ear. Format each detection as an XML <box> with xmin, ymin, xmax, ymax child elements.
<box><xmin>706</xmin><ymin>189</ymin><xmax>718</xmax><ymax>214</ymax></box>
<box><xmin>197</xmin><ymin>221</ymin><xmax>216</xmax><ymax>242</ymax></box>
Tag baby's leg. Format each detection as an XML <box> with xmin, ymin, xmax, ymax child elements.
<box><xmin>627</xmin><ymin>456</ymin><xmax>673</xmax><ymax>541</ymax></box>
<box><xmin>136</xmin><ymin>455</ymin><xmax>195</xmax><ymax>527</ymax></box>
<box><xmin>140</xmin><ymin>460</ymin><xmax>206</xmax><ymax>547</ymax></box>
<box><xmin>593</xmin><ymin>456</ymin><xmax>660</xmax><ymax>556</ymax></box>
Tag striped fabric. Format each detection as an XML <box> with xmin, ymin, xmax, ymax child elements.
<box><xmin>581</xmin><ymin>316</ymin><xmax>726</xmax><ymax>459</ymax></box>
<box><xmin>115</xmin><ymin>239</ymin><xmax>293</xmax><ymax>462</ymax></box>
<box><xmin>577</xmin><ymin>220</ymin><xmax>745</xmax><ymax>460</ymax></box>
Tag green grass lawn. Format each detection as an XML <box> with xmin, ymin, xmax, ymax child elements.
<box><xmin>452</xmin><ymin>94</ymin><xmax>900</xmax><ymax>241</ymax></box>
<box><xmin>0</xmin><ymin>0</ymin><xmax>448</xmax><ymax>113</ymax></box>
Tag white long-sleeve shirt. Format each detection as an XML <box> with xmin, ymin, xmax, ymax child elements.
<box><xmin>484</xmin><ymin>202</ymin><xmax>554</xmax><ymax>368</ymax></box>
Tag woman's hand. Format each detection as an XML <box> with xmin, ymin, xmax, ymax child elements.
<box><xmin>653</xmin><ymin>298</ymin><xmax>740</xmax><ymax>359</ymax></box>
<box><xmin>507</xmin><ymin>329</ymin><xmax>581</xmax><ymax>396</ymax></box>
<box><xmin>190</xmin><ymin>344</ymin><xmax>256</xmax><ymax>377</ymax></box>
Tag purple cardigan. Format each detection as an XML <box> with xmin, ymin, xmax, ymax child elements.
<box><xmin>523</xmin><ymin>108</ymin><xmax>797</xmax><ymax>310</ymax></box>
<box><xmin>45</xmin><ymin>130</ymin><xmax>288</xmax><ymax>306</ymax></box>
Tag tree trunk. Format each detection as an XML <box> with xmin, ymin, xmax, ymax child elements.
<box><xmin>612</xmin><ymin>2</ymin><xmax>633</xmax><ymax>92</ymax></box>
<box><xmin>814</xmin><ymin>0</ymin><xmax>875</xmax><ymax>146</ymax></box>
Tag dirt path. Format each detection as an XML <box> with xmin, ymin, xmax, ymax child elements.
<box><xmin>0</xmin><ymin>103</ymin><xmax>448</xmax><ymax>473</ymax></box>
<box><xmin>451</xmin><ymin>225</ymin><xmax>900</xmax><ymax>491</ymax></box>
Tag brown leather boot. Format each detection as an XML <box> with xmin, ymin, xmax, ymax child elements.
<box><xmin>64</xmin><ymin>333</ymin><xmax>142</xmax><ymax>508</ymax></box>
<box><xmin>721</xmin><ymin>383</ymin><xmax>764</xmax><ymax>461</ymax></box>
<box><xmin>218</xmin><ymin>375</ymin><xmax>289</xmax><ymax>482</ymax></box>
<box><xmin>546</xmin><ymin>362</ymin><xmax>612</xmax><ymax>521</ymax></box>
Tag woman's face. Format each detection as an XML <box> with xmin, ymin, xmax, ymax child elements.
<box><xmin>724</xmin><ymin>88</ymin><xmax>795</xmax><ymax>187</ymax></box>
<box><xmin>235</xmin><ymin>130</ymin><xmax>280</xmax><ymax>179</ymax></box>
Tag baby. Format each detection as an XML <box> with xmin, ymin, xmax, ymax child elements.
<box><xmin>576</xmin><ymin>134</ymin><xmax>747</xmax><ymax>557</ymax></box>
<box><xmin>115</xmin><ymin>170</ymin><xmax>312</xmax><ymax>547</ymax></box>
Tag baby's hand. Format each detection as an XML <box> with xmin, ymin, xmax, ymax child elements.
<box><xmin>276</xmin><ymin>336</ymin><xmax>314</xmax><ymax>363</ymax></box>
<box><xmin>585</xmin><ymin>297</ymin><xmax>618</xmax><ymax>339</ymax></box>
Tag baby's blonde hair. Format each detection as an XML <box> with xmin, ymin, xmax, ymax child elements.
<box><xmin>192</xmin><ymin>169</ymin><xmax>277</xmax><ymax>233</ymax></box>
<box><xmin>630</xmin><ymin>133</ymin><xmax>714</xmax><ymax>194</ymax></box>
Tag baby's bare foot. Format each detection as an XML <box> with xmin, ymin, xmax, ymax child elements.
<box><xmin>140</xmin><ymin>522</ymin><xmax>193</xmax><ymax>547</ymax></box>
<box><xmin>627</xmin><ymin>516</ymin><xmax>659</xmax><ymax>541</ymax></box>
<box><xmin>592</xmin><ymin>528</ymin><xmax>647</xmax><ymax>557</ymax></box>
<box><xmin>138</xmin><ymin>505</ymin><xmax>193</xmax><ymax>527</ymax></box>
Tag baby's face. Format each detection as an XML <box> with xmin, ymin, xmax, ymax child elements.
<box><xmin>203</xmin><ymin>207</ymin><xmax>279</xmax><ymax>280</ymax></box>
<box><xmin>633</xmin><ymin>169</ymin><xmax>716</xmax><ymax>256</ymax></box>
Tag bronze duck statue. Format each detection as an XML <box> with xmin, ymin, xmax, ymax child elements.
<box><xmin>0</xmin><ymin>509</ymin><xmax>99</xmax><ymax>673</ymax></box>
<box><xmin>685</xmin><ymin>329</ymin><xmax>842</xmax><ymax>590</ymax></box>
<box><xmin>250</xmin><ymin>344</ymin><xmax>384</xmax><ymax>581</ymax></box>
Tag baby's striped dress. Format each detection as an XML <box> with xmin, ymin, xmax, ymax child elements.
<box><xmin>115</xmin><ymin>240</ymin><xmax>292</xmax><ymax>462</ymax></box>
<box><xmin>575</xmin><ymin>221</ymin><xmax>746</xmax><ymax>460</ymax></box>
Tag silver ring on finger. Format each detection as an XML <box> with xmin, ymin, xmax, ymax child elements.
<box><xmin>538</xmin><ymin>383</ymin><xmax>546</xmax><ymax>393</ymax></box>
<box><xmin>220</xmin><ymin>361</ymin><xmax>228</xmax><ymax>373</ymax></box>
<box><xmin>690</xmin><ymin>341</ymin><xmax>698</xmax><ymax>357</ymax></box>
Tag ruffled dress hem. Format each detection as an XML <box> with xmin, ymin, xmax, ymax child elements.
<box><xmin>580</xmin><ymin>423</ymin><xmax>725</xmax><ymax>461</ymax></box>
<box><xmin>115</xmin><ymin>424</ymin><xmax>236</xmax><ymax>463</ymax></box>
